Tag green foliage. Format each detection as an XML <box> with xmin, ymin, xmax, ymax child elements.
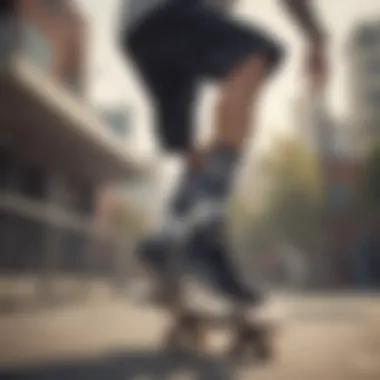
<box><xmin>227</xmin><ymin>135</ymin><xmax>326</xmax><ymax>254</ymax></box>
<box><xmin>263</xmin><ymin>136</ymin><xmax>325</xmax><ymax>204</ymax></box>
<box><xmin>229</xmin><ymin>195</ymin><xmax>274</xmax><ymax>251</ymax></box>
<box><xmin>261</xmin><ymin>135</ymin><xmax>325</xmax><ymax>248</ymax></box>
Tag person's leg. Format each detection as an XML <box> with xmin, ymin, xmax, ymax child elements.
<box><xmin>126</xmin><ymin>1</ymin><xmax>281</xmax><ymax>224</ymax></box>
<box><xmin>160</xmin><ymin>7</ymin><xmax>283</xmax><ymax>302</ymax></box>
<box><xmin>216</xmin><ymin>55</ymin><xmax>269</xmax><ymax>146</ymax></box>
<box><xmin>130</xmin><ymin>66</ymin><xmax>199</xmax><ymax>277</ymax></box>
<box><xmin>126</xmin><ymin>2</ymin><xmax>283</xmax><ymax>301</ymax></box>
<box><xmin>170</xmin><ymin>55</ymin><xmax>268</xmax><ymax>215</ymax></box>
<box><xmin>143</xmin><ymin>54</ymin><xmax>270</xmax><ymax>303</ymax></box>
<box><xmin>191</xmin><ymin>54</ymin><xmax>270</xmax><ymax>206</ymax></box>
<box><xmin>126</xmin><ymin>23</ymin><xmax>206</xmax><ymax>283</ymax></box>
<box><xmin>156</xmin><ymin>5</ymin><xmax>283</xmax><ymax>226</ymax></box>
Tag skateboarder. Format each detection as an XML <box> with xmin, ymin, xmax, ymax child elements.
<box><xmin>120</xmin><ymin>0</ymin><xmax>328</xmax><ymax>303</ymax></box>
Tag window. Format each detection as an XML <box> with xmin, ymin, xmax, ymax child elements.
<box><xmin>77</xmin><ymin>183</ymin><xmax>95</xmax><ymax>217</ymax></box>
<box><xmin>58</xmin><ymin>177</ymin><xmax>79</xmax><ymax>211</ymax></box>
<box><xmin>5</xmin><ymin>160</ymin><xmax>48</xmax><ymax>199</ymax></box>
<box><xmin>22</xmin><ymin>166</ymin><xmax>47</xmax><ymax>199</ymax></box>
<box><xmin>61</xmin><ymin>232</ymin><xmax>84</xmax><ymax>272</ymax></box>
<box><xmin>21</xmin><ymin>22</ymin><xmax>52</xmax><ymax>72</ymax></box>
<box><xmin>58</xmin><ymin>177</ymin><xmax>94</xmax><ymax>217</ymax></box>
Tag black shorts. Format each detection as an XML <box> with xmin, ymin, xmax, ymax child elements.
<box><xmin>124</xmin><ymin>1</ymin><xmax>284</xmax><ymax>152</ymax></box>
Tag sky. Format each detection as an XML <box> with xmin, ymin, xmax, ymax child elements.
<box><xmin>75</xmin><ymin>0</ymin><xmax>380</xmax><ymax>165</ymax></box>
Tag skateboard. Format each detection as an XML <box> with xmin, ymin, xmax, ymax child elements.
<box><xmin>141</xmin><ymin>246</ymin><xmax>276</xmax><ymax>363</ymax></box>
<box><xmin>136</xmin><ymin>219</ymin><xmax>276</xmax><ymax>363</ymax></box>
<box><xmin>163</xmin><ymin>306</ymin><xmax>275</xmax><ymax>363</ymax></box>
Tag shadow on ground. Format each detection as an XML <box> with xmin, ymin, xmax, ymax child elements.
<box><xmin>1</xmin><ymin>349</ymin><xmax>238</xmax><ymax>380</ymax></box>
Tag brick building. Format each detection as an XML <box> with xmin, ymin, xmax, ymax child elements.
<box><xmin>0</xmin><ymin>0</ymin><xmax>143</xmax><ymax>282</ymax></box>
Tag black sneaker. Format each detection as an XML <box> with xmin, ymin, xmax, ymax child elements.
<box><xmin>186</xmin><ymin>223</ymin><xmax>263</xmax><ymax>305</ymax></box>
<box><xmin>137</xmin><ymin>235</ymin><xmax>169</xmax><ymax>278</ymax></box>
<box><xmin>137</xmin><ymin>223</ymin><xmax>262</xmax><ymax>306</ymax></box>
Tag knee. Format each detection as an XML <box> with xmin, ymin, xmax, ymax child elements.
<box><xmin>241</xmin><ymin>39</ymin><xmax>285</xmax><ymax>82</ymax></box>
<box><xmin>238</xmin><ymin>54</ymin><xmax>270</xmax><ymax>82</ymax></box>
<box><xmin>221</xmin><ymin>41</ymin><xmax>284</xmax><ymax>103</ymax></box>
<box><xmin>238</xmin><ymin>36</ymin><xmax>285</xmax><ymax>80</ymax></box>
<box><xmin>220</xmin><ymin>56</ymin><xmax>269</xmax><ymax>102</ymax></box>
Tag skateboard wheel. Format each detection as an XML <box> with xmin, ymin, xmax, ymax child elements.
<box><xmin>228</xmin><ymin>323</ymin><xmax>274</xmax><ymax>363</ymax></box>
<box><xmin>252</xmin><ymin>325</ymin><xmax>274</xmax><ymax>362</ymax></box>
<box><xmin>164</xmin><ymin>313</ymin><xmax>206</xmax><ymax>352</ymax></box>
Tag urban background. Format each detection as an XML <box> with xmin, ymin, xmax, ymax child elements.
<box><xmin>1</xmin><ymin>1</ymin><xmax>380</xmax><ymax>379</ymax></box>
<box><xmin>0</xmin><ymin>0</ymin><xmax>157</xmax><ymax>305</ymax></box>
<box><xmin>1</xmin><ymin>0</ymin><xmax>380</xmax><ymax>308</ymax></box>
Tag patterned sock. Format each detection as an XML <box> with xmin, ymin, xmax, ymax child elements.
<box><xmin>159</xmin><ymin>145</ymin><xmax>240</xmax><ymax>238</ymax></box>
<box><xmin>170</xmin><ymin>146</ymin><xmax>240</xmax><ymax>214</ymax></box>
<box><xmin>170</xmin><ymin>166</ymin><xmax>203</xmax><ymax>217</ymax></box>
<box><xmin>199</xmin><ymin>145</ymin><xmax>241</xmax><ymax>201</ymax></box>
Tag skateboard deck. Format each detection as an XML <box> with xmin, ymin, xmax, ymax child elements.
<box><xmin>163</xmin><ymin>309</ymin><xmax>276</xmax><ymax>363</ymax></box>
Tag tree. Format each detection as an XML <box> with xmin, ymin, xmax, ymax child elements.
<box><xmin>261</xmin><ymin>135</ymin><xmax>325</xmax><ymax>249</ymax></box>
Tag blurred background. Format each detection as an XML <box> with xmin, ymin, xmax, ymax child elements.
<box><xmin>0</xmin><ymin>0</ymin><xmax>380</xmax><ymax>379</ymax></box>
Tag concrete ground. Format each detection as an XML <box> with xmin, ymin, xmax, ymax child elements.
<box><xmin>1</xmin><ymin>290</ymin><xmax>380</xmax><ymax>379</ymax></box>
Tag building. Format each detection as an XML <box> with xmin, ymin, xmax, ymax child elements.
<box><xmin>0</xmin><ymin>0</ymin><xmax>144</xmax><ymax>281</ymax></box>
<box><xmin>292</xmin><ymin>93</ymin><xmax>364</xmax><ymax>284</ymax></box>
<box><xmin>347</xmin><ymin>21</ymin><xmax>380</xmax><ymax>156</ymax></box>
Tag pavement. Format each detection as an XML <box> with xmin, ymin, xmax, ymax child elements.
<box><xmin>1</xmin><ymin>291</ymin><xmax>380</xmax><ymax>379</ymax></box>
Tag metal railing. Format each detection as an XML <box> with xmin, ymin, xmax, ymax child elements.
<box><xmin>0</xmin><ymin>191</ymin><xmax>135</xmax><ymax>313</ymax></box>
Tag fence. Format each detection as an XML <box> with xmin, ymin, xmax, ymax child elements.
<box><xmin>0</xmin><ymin>191</ymin><xmax>136</xmax><ymax>313</ymax></box>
